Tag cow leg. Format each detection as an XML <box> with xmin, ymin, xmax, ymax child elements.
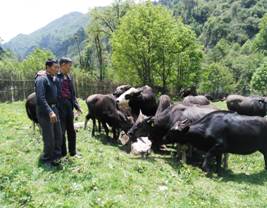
<box><xmin>112</xmin><ymin>127</ymin><xmax>118</xmax><ymax>140</ymax></box>
<box><xmin>102</xmin><ymin>122</ymin><xmax>109</xmax><ymax>137</ymax></box>
<box><xmin>202</xmin><ymin>142</ymin><xmax>223</xmax><ymax>173</ymax></box>
<box><xmin>260</xmin><ymin>150</ymin><xmax>267</xmax><ymax>170</ymax></box>
<box><xmin>223</xmin><ymin>153</ymin><xmax>229</xmax><ymax>169</ymax></box>
<box><xmin>33</xmin><ymin>121</ymin><xmax>36</xmax><ymax>134</ymax></box>
<box><xmin>92</xmin><ymin>118</ymin><xmax>96</xmax><ymax>137</ymax></box>
<box><xmin>176</xmin><ymin>144</ymin><xmax>181</xmax><ymax>160</ymax></box>
<box><xmin>181</xmin><ymin>145</ymin><xmax>188</xmax><ymax>163</ymax></box>
<box><xmin>98</xmin><ymin>120</ymin><xmax>101</xmax><ymax>133</ymax></box>
<box><xmin>216</xmin><ymin>154</ymin><xmax>223</xmax><ymax>175</ymax></box>
<box><xmin>84</xmin><ymin>114</ymin><xmax>90</xmax><ymax>130</ymax></box>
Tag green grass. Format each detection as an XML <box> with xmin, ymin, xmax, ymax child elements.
<box><xmin>1</xmin><ymin>100</ymin><xmax>267</xmax><ymax>208</ymax></box>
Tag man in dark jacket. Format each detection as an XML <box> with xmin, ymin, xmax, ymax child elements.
<box><xmin>57</xmin><ymin>57</ymin><xmax>82</xmax><ymax>157</ymax></box>
<box><xmin>35</xmin><ymin>59</ymin><xmax>62</xmax><ymax>166</ymax></box>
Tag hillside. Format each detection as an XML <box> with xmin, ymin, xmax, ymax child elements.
<box><xmin>3</xmin><ymin>12</ymin><xmax>89</xmax><ymax>59</ymax></box>
<box><xmin>158</xmin><ymin>0</ymin><xmax>267</xmax><ymax>48</ymax></box>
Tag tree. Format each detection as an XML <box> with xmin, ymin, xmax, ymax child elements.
<box><xmin>254</xmin><ymin>14</ymin><xmax>267</xmax><ymax>52</ymax></box>
<box><xmin>112</xmin><ymin>1</ymin><xmax>202</xmax><ymax>92</ymax></box>
<box><xmin>250</xmin><ymin>60</ymin><xmax>267</xmax><ymax>95</ymax></box>
<box><xmin>199</xmin><ymin>63</ymin><xmax>235</xmax><ymax>97</ymax></box>
<box><xmin>84</xmin><ymin>0</ymin><xmax>133</xmax><ymax>80</ymax></box>
<box><xmin>21</xmin><ymin>48</ymin><xmax>54</xmax><ymax>79</ymax></box>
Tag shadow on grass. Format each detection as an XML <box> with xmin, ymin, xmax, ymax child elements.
<box><xmin>164</xmin><ymin>154</ymin><xmax>267</xmax><ymax>185</ymax></box>
<box><xmin>95</xmin><ymin>134</ymin><xmax>120</xmax><ymax>147</ymax></box>
<box><xmin>220</xmin><ymin>169</ymin><xmax>267</xmax><ymax>185</ymax></box>
<box><xmin>37</xmin><ymin>160</ymin><xmax>63</xmax><ymax>172</ymax></box>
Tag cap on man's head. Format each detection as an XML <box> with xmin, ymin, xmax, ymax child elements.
<box><xmin>59</xmin><ymin>57</ymin><xmax>72</xmax><ymax>65</ymax></box>
<box><xmin>45</xmin><ymin>59</ymin><xmax>58</xmax><ymax>69</ymax></box>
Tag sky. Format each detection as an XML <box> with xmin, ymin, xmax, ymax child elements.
<box><xmin>0</xmin><ymin>0</ymin><xmax>114</xmax><ymax>43</ymax></box>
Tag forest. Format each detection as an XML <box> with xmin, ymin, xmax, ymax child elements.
<box><xmin>1</xmin><ymin>0</ymin><xmax>267</xmax><ymax>97</ymax></box>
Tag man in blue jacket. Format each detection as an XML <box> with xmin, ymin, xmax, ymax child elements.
<box><xmin>35</xmin><ymin>59</ymin><xmax>62</xmax><ymax>166</ymax></box>
<box><xmin>57</xmin><ymin>57</ymin><xmax>82</xmax><ymax>157</ymax></box>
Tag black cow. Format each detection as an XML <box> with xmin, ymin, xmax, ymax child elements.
<box><xmin>183</xmin><ymin>95</ymin><xmax>210</xmax><ymax>106</ymax></box>
<box><xmin>180</xmin><ymin>86</ymin><xmax>197</xmax><ymax>98</ymax></box>
<box><xmin>167</xmin><ymin>111</ymin><xmax>267</xmax><ymax>174</ymax></box>
<box><xmin>127</xmin><ymin>103</ymin><xmax>217</xmax><ymax>150</ymax></box>
<box><xmin>226</xmin><ymin>94</ymin><xmax>267</xmax><ymax>117</ymax></box>
<box><xmin>84</xmin><ymin>94</ymin><xmax>133</xmax><ymax>139</ymax></box>
<box><xmin>25</xmin><ymin>92</ymin><xmax>39</xmax><ymax>131</ymax></box>
<box><xmin>116</xmin><ymin>85</ymin><xmax>158</xmax><ymax>120</ymax></box>
<box><xmin>155</xmin><ymin>95</ymin><xmax>172</xmax><ymax>115</ymax></box>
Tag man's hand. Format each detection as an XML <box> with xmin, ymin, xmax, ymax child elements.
<box><xmin>49</xmin><ymin>112</ymin><xmax>57</xmax><ymax>123</ymax></box>
<box><xmin>37</xmin><ymin>70</ymin><xmax>46</xmax><ymax>76</ymax></box>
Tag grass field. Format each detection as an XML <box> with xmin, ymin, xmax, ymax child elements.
<box><xmin>1</xmin><ymin>100</ymin><xmax>267</xmax><ymax>207</ymax></box>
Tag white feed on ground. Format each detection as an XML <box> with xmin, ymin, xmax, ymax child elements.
<box><xmin>131</xmin><ymin>137</ymin><xmax>152</xmax><ymax>156</ymax></box>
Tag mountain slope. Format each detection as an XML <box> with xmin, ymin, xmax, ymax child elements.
<box><xmin>3</xmin><ymin>12</ymin><xmax>89</xmax><ymax>58</ymax></box>
<box><xmin>158</xmin><ymin>0</ymin><xmax>267</xmax><ymax>48</ymax></box>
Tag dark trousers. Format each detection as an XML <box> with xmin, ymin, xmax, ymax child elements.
<box><xmin>37</xmin><ymin>107</ymin><xmax>62</xmax><ymax>163</ymax></box>
<box><xmin>59</xmin><ymin>99</ymin><xmax>76</xmax><ymax>156</ymax></box>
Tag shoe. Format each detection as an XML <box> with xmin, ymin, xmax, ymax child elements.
<box><xmin>70</xmin><ymin>152</ymin><xmax>82</xmax><ymax>158</ymax></box>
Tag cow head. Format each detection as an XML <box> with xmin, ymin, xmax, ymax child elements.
<box><xmin>127</xmin><ymin>112</ymin><xmax>154</xmax><ymax>142</ymax></box>
<box><xmin>116</xmin><ymin>88</ymin><xmax>138</xmax><ymax>108</ymax></box>
<box><xmin>117</xmin><ymin>110</ymin><xmax>134</xmax><ymax>132</ymax></box>
<box><xmin>125</xmin><ymin>88</ymin><xmax>143</xmax><ymax>101</ymax></box>
<box><xmin>164</xmin><ymin>119</ymin><xmax>191</xmax><ymax>143</ymax></box>
<box><xmin>113</xmin><ymin>85</ymin><xmax>131</xmax><ymax>98</ymax></box>
<box><xmin>253</xmin><ymin>97</ymin><xmax>267</xmax><ymax>115</ymax></box>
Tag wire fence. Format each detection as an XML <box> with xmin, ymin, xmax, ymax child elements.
<box><xmin>0</xmin><ymin>78</ymin><xmax>117</xmax><ymax>103</ymax></box>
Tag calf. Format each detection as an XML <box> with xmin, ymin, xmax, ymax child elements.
<box><xmin>25</xmin><ymin>92</ymin><xmax>39</xmax><ymax>132</ymax></box>
<box><xmin>226</xmin><ymin>94</ymin><xmax>267</xmax><ymax>117</ymax></box>
<box><xmin>84</xmin><ymin>94</ymin><xmax>133</xmax><ymax>139</ymax></box>
<box><xmin>168</xmin><ymin>111</ymin><xmax>267</xmax><ymax>173</ymax></box>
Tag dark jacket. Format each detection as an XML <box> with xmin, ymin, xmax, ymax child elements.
<box><xmin>35</xmin><ymin>74</ymin><xmax>58</xmax><ymax>115</ymax></box>
<box><xmin>56</xmin><ymin>73</ymin><xmax>81</xmax><ymax>111</ymax></box>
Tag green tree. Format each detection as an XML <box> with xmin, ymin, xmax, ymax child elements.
<box><xmin>254</xmin><ymin>14</ymin><xmax>267</xmax><ymax>52</ymax></box>
<box><xmin>20</xmin><ymin>48</ymin><xmax>54</xmax><ymax>79</ymax></box>
<box><xmin>199</xmin><ymin>63</ymin><xmax>234</xmax><ymax>97</ymax></box>
<box><xmin>84</xmin><ymin>0</ymin><xmax>133</xmax><ymax>80</ymax></box>
<box><xmin>112</xmin><ymin>1</ymin><xmax>202</xmax><ymax>92</ymax></box>
<box><xmin>250</xmin><ymin>60</ymin><xmax>267</xmax><ymax>95</ymax></box>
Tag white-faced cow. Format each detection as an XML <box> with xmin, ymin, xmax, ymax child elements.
<box><xmin>116</xmin><ymin>85</ymin><xmax>158</xmax><ymax>120</ymax></box>
<box><xmin>113</xmin><ymin>85</ymin><xmax>131</xmax><ymax>98</ymax></box>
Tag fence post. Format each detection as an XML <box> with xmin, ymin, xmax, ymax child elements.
<box><xmin>10</xmin><ymin>78</ymin><xmax>14</xmax><ymax>102</ymax></box>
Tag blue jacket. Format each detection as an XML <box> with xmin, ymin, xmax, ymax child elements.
<box><xmin>56</xmin><ymin>73</ymin><xmax>81</xmax><ymax>111</ymax></box>
<box><xmin>35</xmin><ymin>74</ymin><xmax>58</xmax><ymax>115</ymax></box>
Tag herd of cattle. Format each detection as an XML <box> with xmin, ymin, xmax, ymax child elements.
<box><xmin>25</xmin><ymin>85</ymin><xmax>267</xmax><ymax>174</ymax></box>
